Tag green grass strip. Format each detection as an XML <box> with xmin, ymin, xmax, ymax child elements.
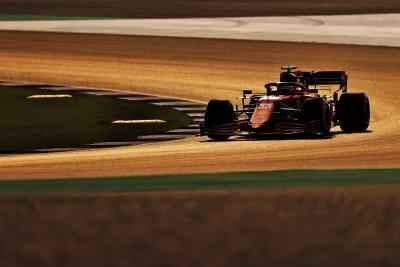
<box><xmin>0</xmin><ymin>169</ymin><xmax>400</xmax><ymax>194</ymax></box>
<box><xmin>0</xmin><ymin>14</ymin><xmax>122</xmax><ymax>21</ymax></box>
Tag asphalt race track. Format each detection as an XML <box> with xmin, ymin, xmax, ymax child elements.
<box><xmin>0</xmin><ymin>31</ymin><xmax>398</xmax><ymax>179</ymax></box>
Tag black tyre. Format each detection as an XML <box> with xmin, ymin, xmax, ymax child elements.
<box><xmin>204</xmin><ymin>99</ymin><xmax>236</xmax><ymax>141</ymax></box>
<box><xmin>337</xmin><ymin>93</ymin><xmax>370</xmax><ymax>132</ymax></box>
<box><xmin>301</xmin><ymin>97</ymin><xmax>331</xmax><ymax>136</ymax></box>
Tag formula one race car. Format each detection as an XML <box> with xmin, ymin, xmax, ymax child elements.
<box><xmin>200</xmin><ymin>66</ymin><xmax>370</xmax><ymax>140</ymax></box>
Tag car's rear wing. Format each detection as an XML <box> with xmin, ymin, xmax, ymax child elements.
<box><xmin>302</xmin><ymin>71</ymin><xmax>348</xmax><ymax>92</ymax></box>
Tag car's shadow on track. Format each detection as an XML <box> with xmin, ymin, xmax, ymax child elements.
<box><xmin>200</xmin><ymin>130</ymin><xmax>373</xmax><ymax>142</ymax></box>
<box><xmin>330</xmin><ymin>129</ymin><xmax>373</xmax><ymax>137</ymax></box>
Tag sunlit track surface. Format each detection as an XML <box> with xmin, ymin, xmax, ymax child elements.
<box><xmin>0</xmin><ymin>81</ymin><xmax>205</xmax><ymax>153</ymax></box>
<box><xmin>0</xmin><ymin>31</ymin><xmax>399</xmax><ymax>179</ymax></box>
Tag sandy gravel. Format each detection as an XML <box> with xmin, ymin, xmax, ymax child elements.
<box><xmin>0</xmin><ymin>31</ymin><xmax>398</xmax><ymax>179</ymax></box>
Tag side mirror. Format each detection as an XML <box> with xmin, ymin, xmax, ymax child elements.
<box><xmin>243</xmin><ymin>89</ymin><xmax>252</xmax><ymax>95</ymax></box>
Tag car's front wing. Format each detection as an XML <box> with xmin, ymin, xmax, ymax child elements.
<box><xmin>199</xmin><ymin>120</ymin><xmax>322</xmax><ymax>137</ymax></box>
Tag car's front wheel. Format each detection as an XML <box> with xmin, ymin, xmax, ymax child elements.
<box><xmin>204</xmin><ymin>99</ymin><xmax>236</xmax><ymax>141</ymax></box>
<box><xmin>301</xmin><ymin>97</ymin><xmax>331</xmax><ymax>136</ymax></box>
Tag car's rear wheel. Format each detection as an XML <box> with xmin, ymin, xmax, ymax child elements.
<box><xmin>301</xmin><ymin>97</ymin><xmax>331</xmax><ymax>136</ymax></box>
<box><xmin>337</xmin><ymin>93</ymin><xmax>370</xmax><ymax>132</ymax></box>
<box><xmin>204</xmin><ymin>99</ymin><xmax>236</xmax><ymax>141</ymax></box>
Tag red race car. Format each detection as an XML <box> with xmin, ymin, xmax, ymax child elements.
<box><xmin>200</xmin><ymin>66</ymin><xmax>370</xmax><ymax>140</ymax></box>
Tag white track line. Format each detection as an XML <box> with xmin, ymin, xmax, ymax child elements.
<box><xmin>32</xmin><ymin>148</ymin><xmax>83</xmax><ymax>153</ymax></box>
<box><xmin>0</xmin><ymin>14</ymin><xmax>399</xmax><ymax>47</ymax></box>
<box><xmin>191</xmin><ymin>118</ymin><xmax>204</xmax><ymax>123</ymax></box>
<box><xmin>40</xmin><ymin>86</ymin><xmax>89</xmax><ymax>91</ymax></box>
<box><xmin>184</xmin><ymin>124</ymin><xmax>201</xmax><ymax>128</ymax></box>
<box><xmin>186</xmin><ymin>112</ymin><xmax>205</xmax><ymax>117</ymax></box>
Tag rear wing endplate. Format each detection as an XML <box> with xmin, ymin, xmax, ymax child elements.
<box><xmin>303</xmin><ymin>71</ymin><xmax>347</xmax><ymax>92</ymax></box>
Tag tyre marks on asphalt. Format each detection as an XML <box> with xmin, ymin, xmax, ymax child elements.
<box><xmin>0</xmin><ymin>81</ymin><xmax>205</xmax><ymax>153</ymax></box>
